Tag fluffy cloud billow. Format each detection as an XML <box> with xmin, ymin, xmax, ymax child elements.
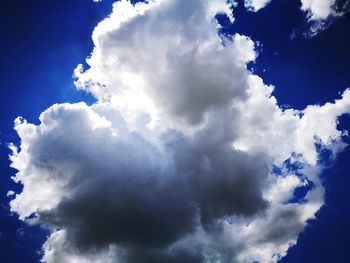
<box><xmin>9</xmin><ymin>0</ymin><xmax>350</xmax><ymax>262</ymax></box>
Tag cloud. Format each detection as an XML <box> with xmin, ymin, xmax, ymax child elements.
<box><xmin>244</xmin><ymin>0</ymin><xmax>349</xmax><ymax>36</ymax></box>
<box><xmin>300</xmin><ymin>0</ymin><xmax>349</xmax><ymax>36</ymax></box>
<box><xmin>9</xmin><ymin>0</ymin><xmax>350</xmax><ymax>262</ymax></box>
<box><xmin>244</xmin><ymin>0</ymin><xmax>339</xmax><ymax>19</ymax></box>
<box><xmin>300</xmin><ymin>0</ymin><xmax>336</xmax><ymax>20</ymax></box>
<box><xmin>244</xmin><ymin>0</ymin><xmax>272</xmax><ymax>12</ymax></box>
<box><xmin>74</xmin><ymin>0</ymin><xmax>246</xmax><ymax>126</ymax></box>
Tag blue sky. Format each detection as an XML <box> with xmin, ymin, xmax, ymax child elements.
<box><xmin>1</xmin><ymin>0</ymin><xmax>350</xmax><ymax>262</ymax></box>
<box><xmin>0</xmin><ymin>1</ymin><xmax>107</xmax><ymax>261</ymax></box>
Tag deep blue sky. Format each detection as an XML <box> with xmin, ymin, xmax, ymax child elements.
<box><xmin>0</xmin><ymin>0</ymin><xmax>349</xmax><ymax>262</ymax></box>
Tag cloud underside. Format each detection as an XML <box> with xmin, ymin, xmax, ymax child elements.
<box><xmin>9</xmin><ymin>0</ymin><xmax>350</xmax><ymax>262</ymax></box>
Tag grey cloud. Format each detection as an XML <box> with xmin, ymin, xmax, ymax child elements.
<box><xmin>31</xmin><ymin>103</ymin><xmax>268</xmax><ymax>259</ymax></box>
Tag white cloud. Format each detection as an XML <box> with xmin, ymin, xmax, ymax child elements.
<box><xmin>300</xmin><ymin>0</ymin><xmax>336</xmax><ymax>20</ymax></box>
<box><xmin>9</xmin><ymin>0</ymin><xmax>350</xmax><ymax>262</ymax></box>
<box><xmin>42</xmin><ymin>230</ymin><xmax>120</xmax><ymax>263</ymax></box>
<box><xmin>244</xmin><ymin>0</ymin><xmax>272</xmax><ymax>11</ymax></box>
<box><xmin>245</xmin><ymin>0</ymin><xmax>338</xmax><ymax>20</ymax></box>
<box><xmin>233</xmin><ymin>76</ymin><xmax>350</xmax><ymax>166</ymax></box>
<box><xmin>244</xmin><ymin>0</ymin><xmax>346</xmax><ymax>36</ymax></box>
<box><xmin>74</xmin><ymin>0</ymin><xmax>249</xmax><ymax>126</ymax></box>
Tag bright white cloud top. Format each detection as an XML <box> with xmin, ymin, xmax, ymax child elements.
<box><xmin>9</xmin><ymin>0</ymin><xmax>350</xmax><ymax>262</ymax></box>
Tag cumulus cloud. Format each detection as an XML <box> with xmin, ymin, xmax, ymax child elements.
<box><xmin>8</xmin><ymin>0</ymin><xmax>350</xmax><ymax>262</ymax></box>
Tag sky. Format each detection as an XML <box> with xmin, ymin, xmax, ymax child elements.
<box><xmin>0</xmin><ymin>0</ymin><xmax>350</xmax><ymax>262</ymax></box>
